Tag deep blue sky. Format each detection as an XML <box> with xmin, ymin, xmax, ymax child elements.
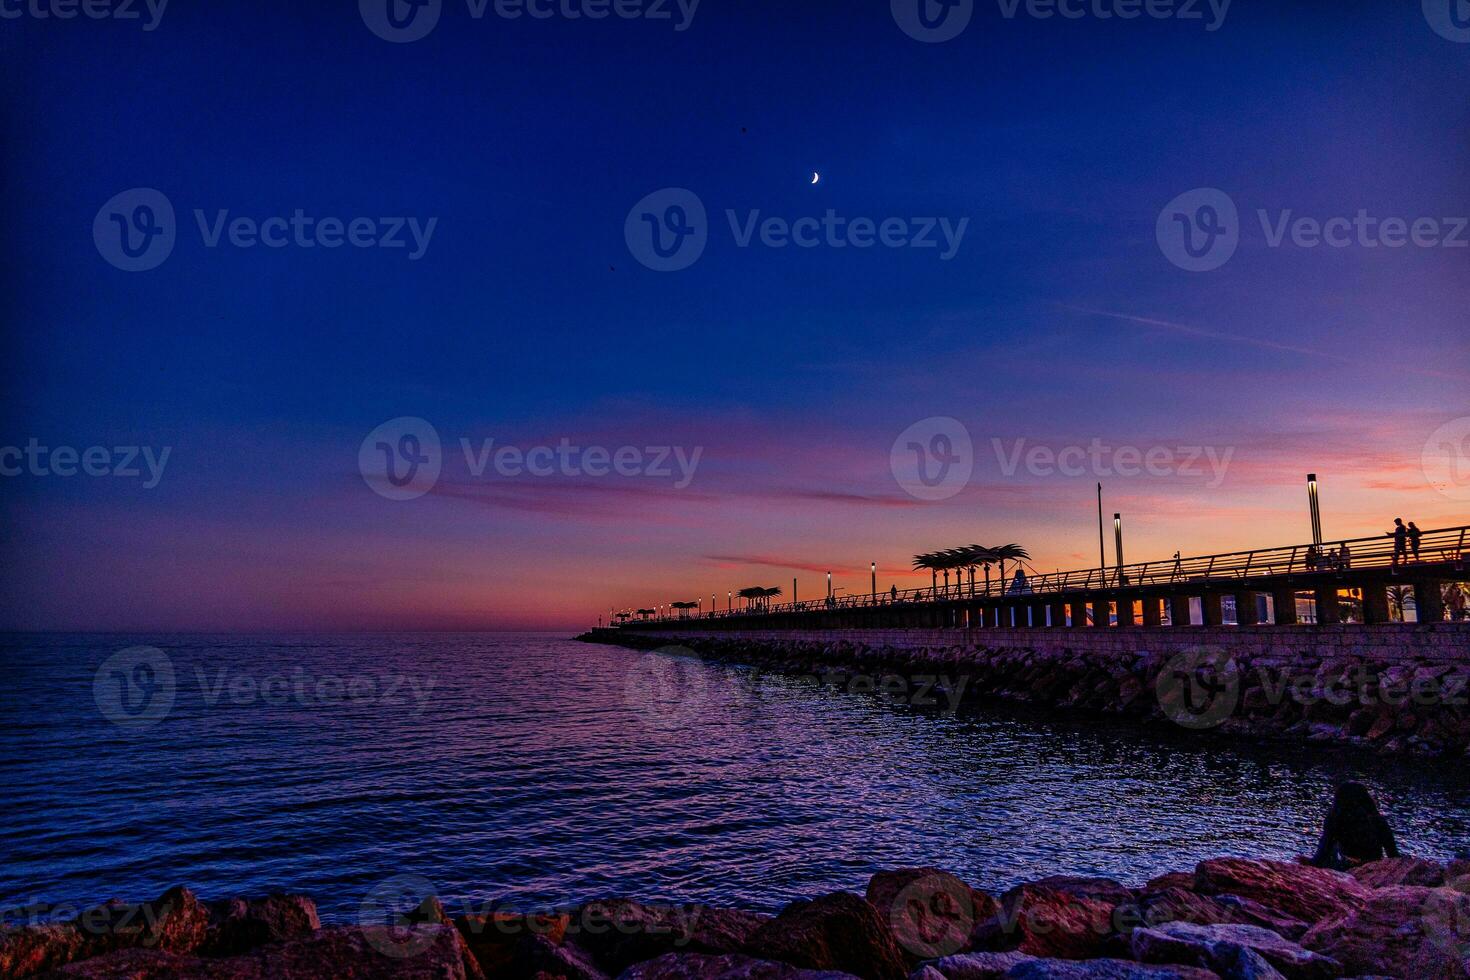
<box><xmin>2</xmin><ymin>0</ymin><xmax>1466</xmax><ymax>629</ymax></box>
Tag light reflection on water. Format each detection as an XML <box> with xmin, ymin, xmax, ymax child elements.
<box><xmin>2</xmin><ymin>632</ymin><xmax>1468</xmax><ymax>922</ymax></box>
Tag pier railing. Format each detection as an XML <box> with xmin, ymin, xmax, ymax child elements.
<box><xmin>630</xmin><ymin>524</ymin><xmax>1467</xmax><ymax>623</ymax></box>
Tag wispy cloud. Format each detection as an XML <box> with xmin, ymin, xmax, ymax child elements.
<box><xmin>1061</xmin><ymin>305</ymin><xmax>1470</xmax><ymax>382</ymax></box>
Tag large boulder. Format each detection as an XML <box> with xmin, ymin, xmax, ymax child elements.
<box><xmin>512</xmin><ymin>933</ymin><xmax>608</xmax><ymax>980</ymax></box>
<box><xmin>918</xmin><ymin>950</ymin><xmax>1035</xmax><ymax>978</ymax></box>
<box><xmin>454</xmin><ymin>911</ymin><xmax>570</xmax><ymax>976</ymax></box>
<box><xmin>1001</xmin><ymin>958</ymin><xmax>1219</xmax><ymax>979</ymax></box>
<box><xmin>1025</xmin><ymin>879</ymin><xmax>1134</xmax><ymax>909</ymax></box>
<box><xmin>199</xmin><ymin>895</ymin><xmax>320</xmax><ymax>956</ymax></box>
<box><xmin>1300</xmin><ymin>884</ymin><xmax>1470</xmax><ymax>979</ymax></box>
<box><xmin>866</xmin><ymin>869</ymin><xmax>997</xmax><ymax>962</ymax></box>
<box><xmin>743</xmin><ymin>892</ymin><xmax>908</xmax><ymax>980</ymax></box>
<box><xmin>1134</xmin><ymin>889</ymin><xmax>1239</xmax><ymax>931</ymax></box>
<box><xmin>1348</xmin><ymin>856</ymin><xmax>1446</xmax><ymax>889</ymax></box>
<box><xmin>615</xmin><ymin>951</ymin><xmax>856</xmax><ymax>979</ymax></box>
<box><xmin>42</xmin><ymin>924</ymin><xmax>484</xmax><ymax>979</ymax></box>
<box><xmin>1206</xmin><ymin>945</ymin><xmax>1287</xmax><ymax>980</ymax></box>
<box><xmin>1206</xmin><ymin>898</ymin><xmax>1309</xmax><ymax>943</ymax></box>
<box><xmin>1130</xmin><ymin>921</ymin><xmax>1342</xmax><ymax>979</ymax></box>
<box><xmin>0</xmin><ymin>887</ymin><xmax>209</xmax><ymax>977</ymax></box>
<box><xmin>571</xmin><ymin>900</ymin><xmax>770</xmax><ymax>976</ymax></box>
<box><xmin>1192</xmin><ymin>861</ymin><xmax>1369</xmax><ymax>925</ymax></box>
<box><xmin>973</xmin><ymin>884</ymin><xmax>1120</xmax><ymax>960</ymax></box>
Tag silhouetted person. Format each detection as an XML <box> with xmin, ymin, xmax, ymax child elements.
<box><xmin>890</xmin><ymin>584</ymin><xmax>898</xmax><ymax>604</ymax></box>
<box><xmin>1337</xmin><ymin>543</ymin><xmax>1351</xmax><ymax>570</ymax></box>
<box><xmin>1389</xmin><ymin>518</ymin><xmax>1408</xmax><ymax>566</ymax></box>
<box><xmin>1408</xmin><ymin>521</ymin><xmax>1422</xmax><ymax>561</ymax></box>
<box><xmin>1305</xmin><ymin>545</ymin><xmax>1319</xmax><ymax>571</ymax></box>
<box><xmin>1310</xmin><ymin>782</ymin><xmax>1399</xmax><ymax>870</ymax></box>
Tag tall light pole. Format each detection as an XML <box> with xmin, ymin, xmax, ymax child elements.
<box><xmin>1114</xmin><ymin>513</ymin><xmax>1125</xmax><ymax>585</ymax></box>
<box><xmin>827</xmin><ymin>571</ymin><xmax>832</xmax><ymax>599</ymax></box>
<box><xmin>728</xmin><ymin>590</ymin><xmax>732</xmax><ymax>612</ymax></box>
<box><xmin>1307</xmin><ymin>474</ymin><xmax>1322</xmax><ymax>546</ymax></box>
<box><xmin>1096</xmin><ymin>483</ymin><xmax>1106</xmax><ymax>583</ymax></box>
<box><xmin>871</xmin><ymin>561</ymin><xmax>877</xmax><ymax>599</ymax></box>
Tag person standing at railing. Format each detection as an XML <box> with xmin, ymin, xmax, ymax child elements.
<box><xmin>1388</xmin><ymin>518</ymin><xmax>1409</xmax><ymax>567</ymax></box>
<box><xmin>1305</xmin><ymin>545</ymin><xmax>1320</xmax><ymax>572</ymax></box>
<box><xmin>890</xmin><ymin>584</ymin><xmax>898</xmax><ymax>604</ymax></box>
<box><xmin>1407</xmin><ymin>521</ymin><xmax>1422</xmax><ymax>562</ymax></box>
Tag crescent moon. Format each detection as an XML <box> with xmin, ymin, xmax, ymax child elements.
<box><xmin>811</xmin><ymin>172</ymin><xmax>820</xmax><ymax>185</ymax></box>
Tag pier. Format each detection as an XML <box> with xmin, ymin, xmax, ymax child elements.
<box><xmin>617</xmin><ymin>524</ymin><xmax>1469</xmax><ymax>633</ymax></box>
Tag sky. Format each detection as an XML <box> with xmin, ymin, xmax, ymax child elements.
<box><xmin>1</xmin><ymin>0</ymin><xmax>1467</xmax><ymax>631</ymax></box>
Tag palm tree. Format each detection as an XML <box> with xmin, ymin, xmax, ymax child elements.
<box><xmin>736</xmin><ymin>586</ymin><xmax>765</xmax><ymax>611</ymax></box>
<box><xmin>912</xmin><ymin>552</ymin><xmax>942</xmax><ymax>597</ymax></box>
<box><xmin>671</xmin><ymin>600</ymin><xmax>699</xmax><ymax>619</ymax></box>
<box><xmin>758</xmin><ymin>586</ymin><xmax>783</xmax><ymax>611</ymax></box>
<box><xmin>636</xmin><ymin>607</ymin><xmax>656</xmax><ymax>621</ymax></box>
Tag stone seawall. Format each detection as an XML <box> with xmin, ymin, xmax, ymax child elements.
<box><xmin>581</xmin><ymin>624</ymin><xmax>1470</xmax><ymax>757</ymax></box>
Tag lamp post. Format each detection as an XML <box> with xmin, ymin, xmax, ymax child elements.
<box><xmin>871</xmin><ymin>561</ymin><xmax>877</xmax><ymax>600</ymax></box>
<box><xmin>827</xmin><ymin>571</ymin><xmax>832</xmax><ymax>599</ymax></box>
<box><xmin>728</xmin><ymin>590</ymin><xmax>732</xmax><ymax>612</ymax></box>
<box><xmin>1114</xmin><ymin>513</ymin><xmax>1125</xmax><ymax>585</ymax></box>
<box><xmin>1307</xmin><ymin>474</ymin><xmax>1322</xmax><ymax>546</ymax></box>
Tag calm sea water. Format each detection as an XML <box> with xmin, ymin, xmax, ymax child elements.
<box><xmin>3</xmin><ymin>632</ymin><xmax>1469</xmax><ymax>923</ymax></box>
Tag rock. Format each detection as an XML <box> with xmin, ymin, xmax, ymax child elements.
<box><xmin>866</xmin><ymin>869</ymin><xmax>997</xmax><ymax>961</ymax></box>
<box><xmin>1002</xmin><ymin>958</ymin><xmax>1219</xmax><ymax>979</ymax></box>
<box><xmin>0</xmin><ymin>886</ymin><xmax>209</xmax><ymax>978</ymax></box>
<box><xmin>514</xmin><ymin>933</ymin><xmax>609</xmax><ymax>980</ymax></box>
<box><xmin>1300</xmin><ymin>884</ymin><xmax>1470</xmax><ymax>979</ymax></box>
<box><xmin>1193</xmin><ymin>860</ymin><xmax>1370</xmax><ymax>925</ymax></box>
<box><xmin>1208</xmin><ymin>945</ymin><xmax>1286</xmax><ymax>980</ymax></box>
<box><xmin>572</xmin><ymin>900</ymin><xmax>770</xmax><ymax>976</ymax></box>
<box><xmin>1144</xmin><ymin>874</ymin><xmax>1198</xmax><ymax>894</ymax></box>
<box><xmin>200</xmin><ymin>895</ymin><xmax>319</xmax><ymax>956</ymax></box>
<box><xmin>743</xmin><ymin>892</ymin><xmax>908</xmax><ymax>980</ymax></box>
<box><xmin>919</xmin><ymin>950</ymin><xmax>1036</xmax><ymax>978</ymax></box>
<box><xmin>455</xmin><ymin>911</ymin><xmax>571</xmax><ymax>976</ymax></box>
<box><xmin>615</xmin><ymin>951</ymin><xmax>856</xmax><ymax>979</ymax></box>
<box><xmin>1187</xmin><ymin>898</ymin><xmax>1302</xmax><ymax>944</ymax></box>
<box><xmin>972</xmin><ymin>884</ymin><xmax>1118</xmax><ymax>960</ymax></box>
<box><xmin>1024</xmin><ymin>878</ymin><xmax>1135</xmax><ymax>909</ymax></box>
<box><xmin>43</xmin><ymin>924</ymin><xmax>485</xmax><ymax>979</ymax></box>
<box><xmin>1130</xmin><ymin>921</ymin><xmax>1342</xmax><ymax>979</ymax></box>
<box><xmin>1348</xmin><ymin>857</ymin><xmax>1446</xmax><ymax>889</ymax></box>
<box><xmin>1133</xmin><ymin>889</ymin><xmax>1238</xmax><ymax>931</ymax></box>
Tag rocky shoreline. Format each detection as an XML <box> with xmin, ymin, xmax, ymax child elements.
<box><xmin>579</xmin><ymin>629</ymin><xmax>1470</xmax><ymax>757</ymax></box>
<box><xmin>3</xmin><ymin>855</ymin><xmax>1469</xmax><ymax>978</ymax></box>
